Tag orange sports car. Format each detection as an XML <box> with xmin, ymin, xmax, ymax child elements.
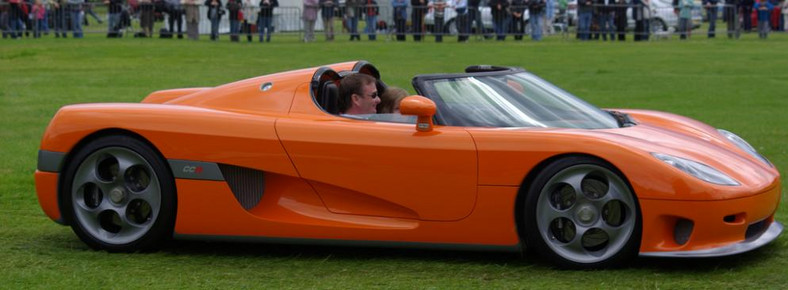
<box><xmin>35</xmin><ymin>61</ymin><xmax>782</xmax><ymax>268</ymax></box>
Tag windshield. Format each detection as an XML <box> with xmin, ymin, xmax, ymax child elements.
<box><xmin>419</xmin><ymin>72</ymin><xmax>620</xmax><ymax>129</ymax></box>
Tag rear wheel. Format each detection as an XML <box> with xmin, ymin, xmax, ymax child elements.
<box><xmin>523</xmin><ymin>156</ymin><xmax>641</xmax><ymax>269</ymax></box>
<box><xmin>651</xmin><ymin>18</ymin><xmax>668</xmax><ymax>33</ymax></box>
<box><xmin>446</xmin><ymin>19</ymin><xmax>458</xmax><ymax>35</ymax></box>
<box><xmin>60</xmin><ymin>135</ymin><xmax>175</xmax><ymax>252</ymax></box>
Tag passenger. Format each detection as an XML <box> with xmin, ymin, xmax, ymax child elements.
<box><xmin>377</xmin><ymin>87</ymin><xmax>408</xmax><ymax>113</ymax></box>
<box><xmin>338</xmin><ymin>73</ymin><xmax>380</xmax><ymax>115</ymax></box>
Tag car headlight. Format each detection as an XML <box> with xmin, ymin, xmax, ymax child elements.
<box><xmin>651</xmin><ymin>153</ymin><xmax>740</xmax><ymax>186</ymax></box>
<box><xmin>717</xmin><ymin>129</ymin><xmax>772</xmax><ymax>167</ymax></box>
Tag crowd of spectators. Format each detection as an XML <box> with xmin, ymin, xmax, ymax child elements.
<box><xmin>1</xmin><ymin>0</ymin><xmax>786</xmax><ymax>40</ymax></box>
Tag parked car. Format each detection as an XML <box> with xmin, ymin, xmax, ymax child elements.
<box><xmin>627</xmin><ymin>0</ymin><xmax>703</xmax><ymax>33</ymax></box>
<box><xmin>36</xmin><ymin>61</ymin><xmax>782</xmax><ymax>269</ymax></box>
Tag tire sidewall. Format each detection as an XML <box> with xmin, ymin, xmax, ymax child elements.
<box><xmin>59</xmin><ymin>135</ymin><xmax>176</xmax><ymax>252</ymax></box>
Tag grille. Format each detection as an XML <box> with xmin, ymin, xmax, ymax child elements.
<box><xmin>218</xmin><ymin>164</ymin><xmax>265</xmax><ymax>210</ymax></box>
<box><xmin>745</xmin><ymin>219</ymin><xmax>768</xmax><ymax>240</ymax></box>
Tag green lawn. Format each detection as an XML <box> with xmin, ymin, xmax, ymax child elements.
<box><xmin>2</xmin><ymin>33</ymin><xmax>788</xmax><ymax>288</ymax></box>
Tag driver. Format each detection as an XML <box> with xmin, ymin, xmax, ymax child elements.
<box><xmin>338</xmin><ymin>73</ymin><xmax>380</xmax><ymax>115</ymax></box>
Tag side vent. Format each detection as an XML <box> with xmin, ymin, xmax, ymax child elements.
<box><xmin>218</xmin><ymin>164</ymin><xmax>265</xmax><ymax>210</ymax></box>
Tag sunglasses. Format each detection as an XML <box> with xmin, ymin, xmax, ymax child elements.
<box><xmin>358</xmin><ymin>92</ymin><xmax>379</xmax><ymax>99</ymax></box>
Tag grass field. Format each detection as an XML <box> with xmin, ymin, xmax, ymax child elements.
<box><xmin>2</xmin><ymin>33</ymin><xmax>788</xmax><ymax>288</ymax></box>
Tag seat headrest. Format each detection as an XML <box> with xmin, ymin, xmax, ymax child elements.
<box><xmin>320</xmin><ymin>82</ymin><xmax>340</xmax><ymax>115</ymax></box>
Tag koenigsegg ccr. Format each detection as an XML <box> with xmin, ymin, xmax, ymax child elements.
<box><xmin>35</xmin><ymin>61</ymin><xmax>783</xmax><ymax>268</ymax></box>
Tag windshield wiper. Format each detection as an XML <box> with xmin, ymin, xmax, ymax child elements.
<box><xmin>607</xmin><ymin>110</ymin><xmax>637</xmax><ymax>128</ymax></box>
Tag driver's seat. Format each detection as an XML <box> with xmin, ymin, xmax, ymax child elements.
<box><xmin>320</xmin><ymin>82</ymin><xmax>340</xmax><ymax>115</ymax></box>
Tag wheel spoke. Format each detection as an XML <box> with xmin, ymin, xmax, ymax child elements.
<box><xmin>117</xmin><ymin>205</ymin><xmax>147</xmax><ymax>230</ymax></box>
<box><xmin>134</xmin><ymin>184</ymin><xmax>161</xmax><ymax>212</ymax></box>
<box><xmin>588</xmin><ymin>189</ymin><xmax>616</xmax><ymax>210</ymax></box>
<box><xmin>561</xmin><ymin>224</ymin><xmax>589</xmax><ymax>253</ymax></box>
<box><xmin>115</xmin><ymin>152</ymin><xmax>140</xmax><ymax>182</ymax></box>
<box><xmin>538</xmin><ymin>205</ymin><xmax>570</xmax><ymax>227</ymax></box>
<box><xmin>72</xmin><ymin>163</ymin><xmax>98</xmax><ymax>187</ymax></box>
<box><xmin>598</xmin><ymin>219</ymin><xmax>626</xmax><ymax>241</ymax></box>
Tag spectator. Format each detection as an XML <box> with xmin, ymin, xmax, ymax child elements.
<box><xmin>678</xmin><ymin>0</ymin><xmax>692</xmax><ymax>39</ymax></box>
<box><xmin>632</xmin><ymin>0</ymin><xmax>648</xmax><ymax>41</ymax></box>
<box><xmin>82</xmin><ymin>0</ymin><xmax>102</xmax><ymax>26</ymax></box>
<box><xmin>241</xmin><ymin>0</ymin><xmax>255</xmax><ymax>41</ymax></box>
<box><xmin>52</xmin><ymin>0</ymin><xmax>68</xmax><ymax>38</ymax></box>
<box><xmin>615</xmin><ymin>0</ymin><xmax>627</xmax><ymax>40</ymax></box>
<box><xmin>429</xmin><ymin>0</ymin><xmax>448</xmax><ymax>42</ymax></box>
<box><xmin>66</xmin><ymin>0</ymin><xmax>84</xmax><ymax>38</ymax></box>
<box><xmin>183</xmin><ymin>0</ymin><xmax>200</xmax><ymax>40</ymax></box>
<box><xmin>754</xmin><ymin>0</ymin><xmax>774</xmax><ymax>38</ymax></box>
<box><xmin>453</xmin><ymin>0</ymin><xmax>469</xmax><ymax>41</ymax></box>
<box><xmin>703</xmin><ymin>0</ymin><xmax>719</xmax><ymax>37</ymax></box>
<box><xmin>544</xmin><ymin>0</ymin><xmax>555</xmax><ymax>35</ymax></box>
<box><xmin>578</xmin><ymin>0</ymin><xmax>592</xmax><ymax>40</ymax></box>
<box><xmin>8</xmin><ymin>0</ymin><xmax>25</xmax><ymax>38</ymax></box>
<box><xmin>392</xmin><ymin>0</ymin><xmax>407</xmax><ymax>41</ymax></box>
<box><xmin>226</xmin><ymin>0</ymin><xmax>241</xmax><ymax>41</ymax></box>
<box><xmin>529</xmin><ymin>0</ymin><xmax>545</xmax><ymax>40</ymax></box>
<box><xmin>597</xmin><ymin>0</ymin><xmax>615</xmax><ymax>41</ymax></box>
<box><xmin>319</xmin><ymin>0</ymin><xmax>336</xmax><ymax>41</ymax></box>
<box><xmin>346</xmin><ymin>0</ymin><xmax>361</xmax><ymax>40</ymax></box>
<box><xmin>724</xmin><ymin>0</ymin><xmax>740</xmax><ymax>38</ymax></box>
<box><xmin>139</xmin><ymin>0</ymin><xmax>154</xmax><ymax>37</ymax></box>
<box><xmin>742</xmin><ymin>0</ymin><xmax>753</xmax><ymax>32</ymax></box>
<box><xmin>165</xmin><ymin>0</ymin><xmax>183</xmax><ymax>39</ymax></box>
<box><xmin>302</xmin><ymin>0</ymin><xmax>318</xmax><ymax>42</ymax></box>
<box><xmin>468</xmin><ymin>0</ymin><xmax>482</xmax><ymax>37</ymax></box>
<box><xmin>39</xmin><ymin>0</ymin><xmax>51</xmax><ymax>35</ymax></box>
<box><xmin>782</xmin><ymin>0</ymin><xmax>787</xmax><ymax>31</ymax></box>
<box><xmin>31</xmin><ymin>0</ymin><xmax>45</xmax><ymax>37</ymax></box>
<box><xmin>364</xmin><ymin>0</ymin><xmax>378</xmax><ymax>40</ymax></box>
<box><xmin>510</xmin><ymin>0</ymin><xmax>525</xmax><ymax>40</ymax></box>
<box><xmin>105</xmin><ymin>0</ymin><xmax>123</xmax><ymax>37</ymax></box>
<box><xmin>258</xmin><ymin>0</ymin><xmax>277</xmax><ymax>42</ymax></box>
<box><xmin>489</xmin><ymin>0</ymin><xmax>509</xmax><ymax>40</ymax></box>
<box><xmin>205</xmin><ymin>0</ymin><xmax>223</xmax><ymax>41</ymax></box>
<box><xmin>411</xmin><ymin>0</ymin><xmax>427</xmax><ymax>41</ymax></box>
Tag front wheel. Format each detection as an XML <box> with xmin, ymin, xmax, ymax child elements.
<box><xmin>650</xmin><ymin>18</ymin><xmax>668</xmax><ymax>33</ymax></box>
<box><xmin>523</xmin><ymin>156</ymin><xmax>641</xmax><ymax>269</ymax></box>
<box><xmin>60</xmin><ymin>135</ymin><xmax>176</xmax><ymax>252</ymax></box>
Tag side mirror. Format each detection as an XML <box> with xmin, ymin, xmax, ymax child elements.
<box><xmin>399</xmin><ymin>95</ymin><xmax>436</xmax><ymax>132</ymax></box>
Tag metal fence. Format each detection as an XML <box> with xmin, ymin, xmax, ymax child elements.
<box><xmin>1</xmin><ymin>1</ymin><xmax>785</xmax><ymax>40</ymax></box>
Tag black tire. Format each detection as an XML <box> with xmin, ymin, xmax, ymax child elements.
<box><xmin>651</xmin><ymin>18</ymin><xmax>668</xmax><ymax>33</ymax></box>
<box><xmin>59</xmin><ymin>134</ymin><xmax>176</xmax><ymax>252</ymax></box>
<box><xmin>522</xmin><ymin>155</ymin><xmax>641</xmax><ymax>269</ymax></box>
<box><xmin>445</xmin><ymin>19</ymin><xmax>457</xmax><ymax>35</ymax></box>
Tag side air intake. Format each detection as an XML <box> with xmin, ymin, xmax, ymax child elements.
<box><xmin>218</xmin><ymin>164</ymin><xmax>265</xmax><ymax>210</ymax></box>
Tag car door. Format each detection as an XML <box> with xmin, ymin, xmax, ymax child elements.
<box><xmin>275</xmin><ymin>118</ymin><xmax>478</xmax><ymax>221</ymax></box>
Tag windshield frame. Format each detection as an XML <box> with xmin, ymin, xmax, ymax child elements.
<box><xmin>412</xmin><ymin>69</ymin><xmax>621</xmax><ymax>129</ymax></box>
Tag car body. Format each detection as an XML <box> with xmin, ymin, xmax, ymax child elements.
<box><xmin>626</xmin><ymin>0</ymin><xmax>703</xmax><ymax>32</ymax></box>
<box><xmin>36</xmin><ymin>61</ymin><xmax>782</xmax><ymax>268</ymax></box>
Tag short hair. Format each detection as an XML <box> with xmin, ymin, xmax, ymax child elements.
<box><xmin>338</xmin><ymin>73</ymin><xmax>377</xmax><ymax>113</ymax></box>
<box><xmin>377</xmin><ymin>87</ymin><xmax>408</xmax><ymax>113</ymax></box>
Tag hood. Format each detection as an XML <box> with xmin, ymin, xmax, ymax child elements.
<box><xmin>590</xmin><ymin>118</ymin><xmax>777</xmax><ymax>191</ymax></box>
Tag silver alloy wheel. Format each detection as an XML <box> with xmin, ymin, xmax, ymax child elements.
<box><xmin>535</xmin><ymin>164</ymin><xmax>636</xmax><ymax>264</ymax></box>
<box><xmin>71</xmin><ymin>147</ymin><xmax>161</xmax><ymax>245</ymax></box>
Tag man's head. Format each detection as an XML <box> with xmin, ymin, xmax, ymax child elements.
<box><xmin>339</xmin><ymin>73</ymin><xmax>380</xmax><ymax>114</ymax></box>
